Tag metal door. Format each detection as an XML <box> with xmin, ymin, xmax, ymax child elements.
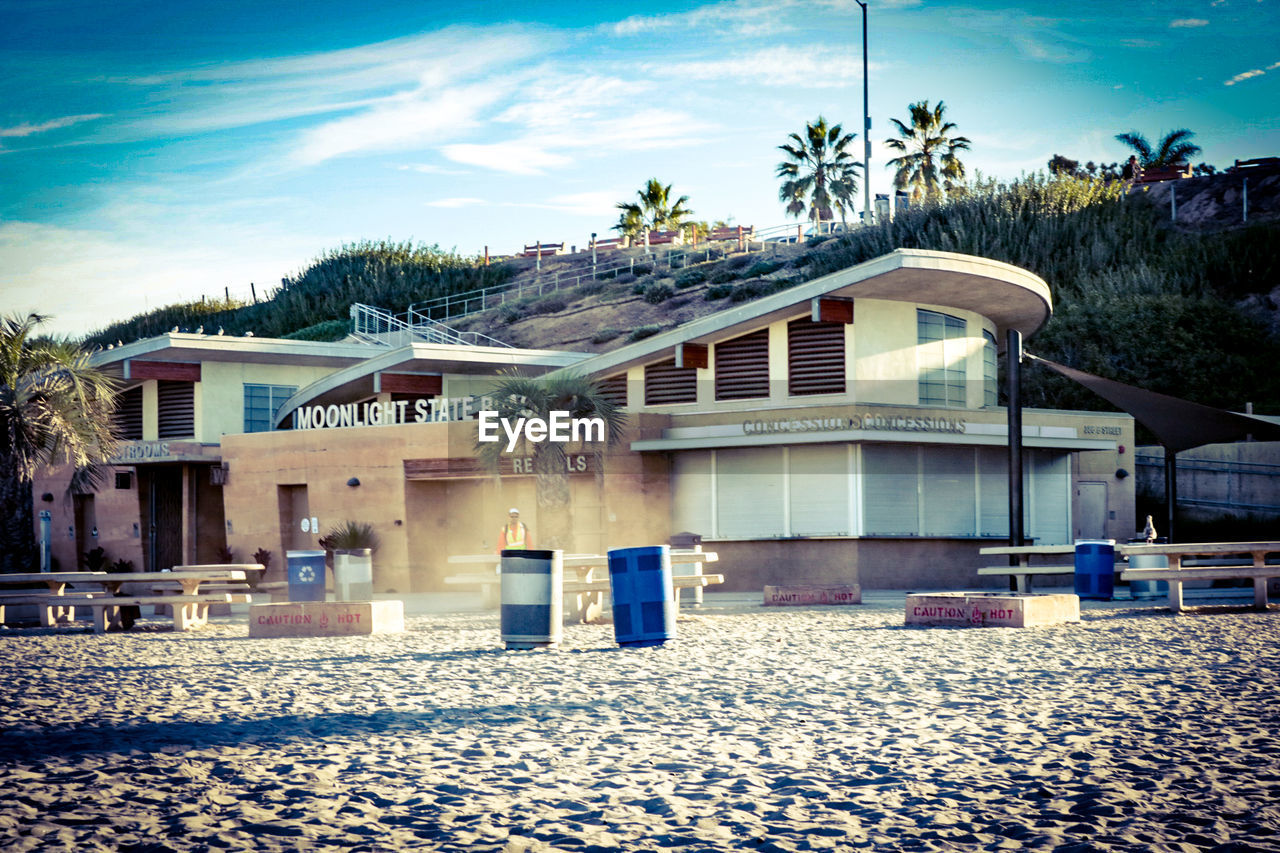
<box><xmin>1074</xmin><ymin>481</ymin><xmax>1108</xmax><ymax>540</ymax></box>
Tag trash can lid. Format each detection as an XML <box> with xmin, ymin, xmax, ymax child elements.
<box><xmin>1073</xmin><ymin>539</ymin><xmax>1116</xmax><ymax>546</ymax></box>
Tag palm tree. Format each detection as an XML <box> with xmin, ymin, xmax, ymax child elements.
<box><xmin>1114</xmin><ymin>129</ymin><xmax>1202</xmax><ymax>169</ymax></box>
<box><xmin>475</xmin><ymin>373</ymin><xmax>628</xmax><ymax>550</ymax></box>
<box><xmin>776</xmin><ymin>116</ymin><xmax>861</xmax><ymax>232</ymax></box>
<box><xmin>1</xmin><ymin>313</ymin><xmax>118</xmax><ymax>572</ymax></box>
<box><xmin>883</xmin><ymin>100</ymin><xmax>971</xmax><ymax>204</ymax></box>
<box><xmin>613</xmin><ymin>179</ymin><xmax>693</xmax><ymax>241</ymax></box>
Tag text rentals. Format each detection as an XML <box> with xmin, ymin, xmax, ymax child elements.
<box><xmin>477</xmin><ymin>410</ymin><xmax>606</xmax><ymax>453</ymax></box>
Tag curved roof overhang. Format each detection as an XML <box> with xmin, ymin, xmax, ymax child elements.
<box><xmin>275</xmin><ymin>341</ymin><xmax>589</xmax><ymax>428</ymax></box>
<box><xmin>552</xmin><ymin>248</ymin><xmax>1052</xmax><ymax>380</ymax></box>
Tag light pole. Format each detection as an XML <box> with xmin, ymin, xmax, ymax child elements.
<box><xmin>855</xmin><ymin>0</ymin><xmax>871</xmax><ymax>226</ymax></box>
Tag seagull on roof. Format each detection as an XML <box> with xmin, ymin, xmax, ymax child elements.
<box><xmin>217</xmin><ymin>327</ymin><xmax>224</xmax><ymax>335</ymax></box>
<box><xmin>171</xmin><ymin>326</ymin><xmax>179</xmax><ymax>333</ymax></box>
<box><xmin>195</xmin><ymin>325</ymin><xmax>204</xmax><ymax>334</ymax></box>
<box><xmin>244</xmin><ymin>330</ymin><xmax>254</xmax><ymax>336</ymax></box>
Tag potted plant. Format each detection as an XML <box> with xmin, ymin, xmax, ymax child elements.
<box><xmin>319</xmin><ymin>521</ymin><xmax>379</xmax><ymax>601</ymax></box>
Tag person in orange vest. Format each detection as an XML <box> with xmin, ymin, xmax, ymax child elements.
<box><xmin>497</xmin><ymin>508</ymin><xmax>531</xmax><ymax>552</ymax></box>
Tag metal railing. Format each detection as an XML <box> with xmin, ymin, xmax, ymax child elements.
<box><xmin>409</xmin><ymin>223</ymin><xmax>824</xmax><ymax>323</ymax></box>
<box><xmin>349</xmin><ymin>303</ymin><xmax>515</xmax><ymax>348</ymax></box>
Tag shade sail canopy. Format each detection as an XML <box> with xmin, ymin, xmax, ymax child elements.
<box><xmin>1029</xmin><ymin>354</ymin><xmax>1280</xmax><ymax>453</ymax></box>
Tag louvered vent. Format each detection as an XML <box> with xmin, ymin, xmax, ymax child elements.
<box><xmin>597</xmin><ymin>374</ymin><xmax>629</xmax><ymax>408</ymax></box>
<box><xmin>715</xmin><ymin>329</ymin><xmax>770</xmax><ymax>400</ymax></box>
<box><xmin>788</xmin><ymin>318</ymin><xmax>845</xmax><ymax>396</ymax></box>
<box><xmin>157</xmin><ymin>381</ymin><xmax>194</xmax><ymax>439</ymax></box>
<box><xmin>113</xmin><ymin>386</ymin><xmax>143</xmax><ymax>440</ymax></box>
<box><xmin>645</xmin><ymin>360</ymin><xmax>697</xmax><ymax>405</ymax></box>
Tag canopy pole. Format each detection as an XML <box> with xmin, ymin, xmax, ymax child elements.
<box><xmin>1007</xmin><ymin>330</ymin><xmax>1025</xmax><ymax>590</ymax></box>
<box><xmin>1164</xmin><ymin>447</ymin><xmax>1177</xmax><ymax>543</ymax></box>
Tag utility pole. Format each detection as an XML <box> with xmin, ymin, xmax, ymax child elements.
<box><xmin>857</xmin><ymin>0</ymin><xmax>871</xmax><ymax>226</ymax></box>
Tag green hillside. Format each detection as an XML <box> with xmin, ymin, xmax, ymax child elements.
<box><xmin>81</xmin><ymin>240</ymin><xmax>514</xmax><ymax>348</ymax></box>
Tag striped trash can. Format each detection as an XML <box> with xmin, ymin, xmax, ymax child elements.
<box><xmin>500</xmin><ymin>549</ymin><xmax>563</xmax><ymax>650</ymax></box>
<box><xmin>607</xmin><ymin>545</ymin><xmax>676</xmax><ymax>647</ymax></box>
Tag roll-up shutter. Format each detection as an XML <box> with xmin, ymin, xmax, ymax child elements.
<box><xmin>644</xmin><ymin>360</ymin><xmax>697</xmax><ymax>405</ymax></box>
<box><xmin>977</xmin><ymin>446</ymin><xmax>1009</xmax><ymax>537</ymax></box>
<box><xmin>156</xmin><ymin>381</ymin><xmax>194</xmax><ymax>439</ymax></box>
<box><xmin>920</xmin><ymin>446</ymin><xmax>976</xmax><ymax>536</ymax></box>
<box><xmin>862</xmin><ymin>445</ymin><xmax>919</xmax><ymax>535</ymax></box>
<box><xmin>716</xmin><ymin>447</ymin><xmax>784</xmax><ymax>538</ymax></box>
<box><xmin>714</xmin><ymin>329</ymin><xmax>770</xmax><ymax>400</ymax></box>
<box><xmin>671</xmin><ymin>451</ymin><xmax>713</xmax><ymax>537</ymax></box>
<box><xmin>113</xmin><ymin>386</ymin><xmax>143</xmax><ymax>441</ymax></box>
<box><xmin>788</xmin><ymin>319</ymin><xmax>845</xmax><ymax>396</ymax></box>
<box><xmin>597</xmin><ymin>374</ymin><xmax>629</xmax><ymax>408</ymax></box>
<box><xmin>1028</xmin><ymin>450</ymin><xmax>1071</xmax><ymax>545</ymax></box>
<box><xmin>789</xmin><ymin>445</ymin><xmax>850</xmax><ymax>535</ymax></box>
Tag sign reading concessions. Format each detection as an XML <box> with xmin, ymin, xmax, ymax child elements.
<box><xmin>743</xmin><ymin>413</ymin><xmax>966</xmax><ymax>435</ymax></box>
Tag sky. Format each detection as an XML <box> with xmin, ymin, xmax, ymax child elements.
<box><xmin>3</xmin><ymin>0</ymin><xmax>1278</xmax><ymax>340</ymax></box>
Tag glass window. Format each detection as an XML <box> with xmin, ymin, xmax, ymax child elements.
<box><xmin>244</xmin><ymin>384</ymin><xmax>297</xmax><ymax>433</ymax></box>
<box><xmin>918</xmin><ymin>310</ymin><xmax>968</xmax><ymax>408</ymax></box>
<box><xmin>983</xmin><ymin>330</ymin><xmax>998</xmax><ymax>407</ymax></box>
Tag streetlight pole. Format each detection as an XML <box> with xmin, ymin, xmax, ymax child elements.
<box><xmin>856</xmin><ymin>0</ymin><xmax>871</xmax><ymax>226</ymax></box>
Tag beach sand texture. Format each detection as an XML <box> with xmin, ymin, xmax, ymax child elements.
<box><xmin>1</xmin><ymin>596</ymin><xmax>1278</xmax><ymax>852</ymax></box>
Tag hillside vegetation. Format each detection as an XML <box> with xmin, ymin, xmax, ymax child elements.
<box><xmin>82</xmin><ymin>241</ymin><xmax>514</xmax><ymax>348</ymax></box>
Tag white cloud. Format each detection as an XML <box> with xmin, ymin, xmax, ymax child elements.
<box><xmin>440</xmin><ymin>140</ymin><xmax>573</xmax><ymax>175</ymax></box>
<box><xmin>0</xmin><ymin>113</ymin><xmax>105</xmax><ymax>138</ymax></box>
<box><xmin>1170</xmin><ymin>18</ymin><xmax>1210</xmax><ymax>28</ymax></box>
<box><xmin>503</xmin><ymin>191</ymin><xmax>622</xmax><ymax>217</ymax></box>
<box><xmin>643</xmin><ymin>45</ymin><xmax>875</xmax><ymax>87</ymax></box>
<box><xmin>1224</xmin><ymin>68</ymin><xmax>1265</xmax><ymax>85</ymax></box>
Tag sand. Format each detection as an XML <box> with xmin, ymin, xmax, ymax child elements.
<box><xmin>1</xmin><ymin>593</ymin><xmax>1278</xmax><ymax>852</ymax></box>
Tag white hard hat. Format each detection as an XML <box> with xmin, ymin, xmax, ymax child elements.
<box><xmin>508</xmin><ymin>507</ymin><xmax>520</xmax><ymax>515</ymax></box>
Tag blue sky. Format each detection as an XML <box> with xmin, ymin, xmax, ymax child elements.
<box><xmin>3</xmin><ymin>0</ymin><xmax>1278</xmax><ymax>339</ymax></box>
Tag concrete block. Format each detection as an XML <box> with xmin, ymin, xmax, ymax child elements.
<box><xmin>249</xmin><ymin>600</ymin><xmax>405</xmax><ymax>638</ymax></box>
<box><xmin>905</xmin><ymin>592</ymin><xmax>1079</xmax><ymax>628</ymax></box>
<box><xmin>763</xmin><ymin>584</ymin><xmax>862</xmax><ymax>606</ymax></box>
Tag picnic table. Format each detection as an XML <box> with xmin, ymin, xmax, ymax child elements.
<box><xmin>977</xmin><ymin>545</ymin><xmax>1078</xmax><ymax>593</ymax></box>
<box><xmin>1</xmin><ymin>568</ymin><xmax>252</xmax><ymax>632</ymax></box>
<box><xmin>1120</xmin><ymin>541</ymin><xmax>1280</xmax><ymax>613</ymax></box>
<box><xmin>0</xmin><ymin>572</ymin><xmax>109</xmax><ymax>627</ymax></box>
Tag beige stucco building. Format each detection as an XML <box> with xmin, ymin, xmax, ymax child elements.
<box><xmin>35</xmin><ymin>249</ymin><xmax>1137</xmax><ymax>591</ymax></box>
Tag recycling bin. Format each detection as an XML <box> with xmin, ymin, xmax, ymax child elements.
<box><xmin>499</xmin><ymin>549</ymin><xmax>563</xmax><ymax>650</ymax></box>
<box><xmin>607</xmin><ymin>545</ymin><xmax>676</xmax><ymax>647</ymax></box>
<box><xmin>333</xmin><ymin>548</ymin><xmax>373</xmax><ymax>601</ymax></box>
<box><xmin>286</xmin><ymin>550</ymin><xmax>327</xmax><ymax>602</ymax></box>
<box><xmin>1074</xmin><ymin>539</ymin><xmax>1116</xmax><ymax>601</ymax></box>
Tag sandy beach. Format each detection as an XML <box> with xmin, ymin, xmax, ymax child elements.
<box><xmin>1</xmin><ymin>592</ymin><xmax>1278</xmax><ymax>852</ymax></box>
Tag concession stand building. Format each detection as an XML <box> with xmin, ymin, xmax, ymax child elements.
<box><xmin>36</xmin><ymin>249</ymin><xmax>1135</xmax><ymax>592</ymax></box>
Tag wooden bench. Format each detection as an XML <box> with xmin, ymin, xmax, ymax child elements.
<box><xmin>645</xmin><ymin>230</ymin><xmax>684</xmax><ymax>246</ymax></box>
<box><xmin>1120</xmin><ymin>541</ymin><xmax>1280</xmax><ymax>613</ymax></box>
<box><xmin>977</xmin><ymin>546</ymin><xmax>1079</xmax><ymax>593</ymax></box>
<box><xmin>1133</xmin><ymin>164</ymin><xmax>1192</xmax><ymax>184</ymax></box>
<box><xmin>521</xmin><ymin>242</ymin><xmax>565</xmax><ymax>258</ymax></box>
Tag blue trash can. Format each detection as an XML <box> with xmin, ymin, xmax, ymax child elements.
<box><xmin>607</xmin><ymin>545</ymin><xmax>676</xmax><ymax>647</ymax></box>
<box><xmin>1074</xmin><ymin>539</ymin><xmax>1116</xmax><ymax>600</ymax></box>
<box><xmin>286</xmin><ymin>550</ymin><xmax>327</xmax><ymax>602</ymax></box>
<box><xmin>500</xmin><ymin>549</ymin><xmax>563</xmax><ymax>650</ymax></box>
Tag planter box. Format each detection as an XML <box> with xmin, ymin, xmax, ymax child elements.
<box><xmin>764</xmin><ymin>584</ymin><xmax>862</xmax><ymax>606</ymax></box>
<box><xmin>249</xmin><ymin>600</ymin><xmax>404</xmax><ymax>638</ymax></box>
<box><xmin>905</xmin><ymin>592</ymin><xmax>1079</xmax><ymax>628</ymax></box>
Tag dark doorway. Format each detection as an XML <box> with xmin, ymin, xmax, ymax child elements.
<box><xmin>144</xmin><ymin>466</ymin><xmax>184</xmax><ymax>571</ymax></box>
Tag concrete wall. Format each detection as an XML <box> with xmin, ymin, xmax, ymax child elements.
<box><xmin>1135</xmin><ymin>441</ymin><xmax>1280</xmax><ymax>518</ymax></box>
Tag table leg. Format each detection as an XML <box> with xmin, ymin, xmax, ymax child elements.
<box><xmin>1167</xmin><ymin>580</ymin><xmax>1185</xmax><ymax>614</ymax></box>
<box><xmin>1253</xmin><ymin>577</ymin><xmax>1268</xmax><ymax>611</ymax></box>
<box><xmin>173</xmin><ymin>602</ymin><xmax>209</xmax><ymax>631</ymax></box>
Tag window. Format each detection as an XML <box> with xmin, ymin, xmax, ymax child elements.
<box><xmin>113</xmin><ymin>386</ymin><xmax>143</xmax><ymax>441</ymax></box>
<box><xmin>714</xmin><ymin>329</ymin><xmax>770</xmax><ymax>400</ymax></box>
<box><xmin>644</xmin><ymin>360</ymin><xmax>697</xmax><ymax>405</ymax></box>
<box><xmin>157</xmin><ymin>381</ymin><xmax>195</xmax><ymax>439</ymax></box>
<box><xmin>983</xmin><ymin>330</ymin><xmax>998</xmax><ymax>407</ymax></box>
<box><xmin>244</xmin><ymin>384</ymin><xmax>297</xmax><ymax>433</ymax></box>
<box><xmin>918</xmin><ymin>310</ymin><xmax>967</xmax><ymax>408</ymax></box>
<box><xmin>788</xmin><ymin>318</ymin><xmax>845</xmax><ymax>396</ymax></box>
